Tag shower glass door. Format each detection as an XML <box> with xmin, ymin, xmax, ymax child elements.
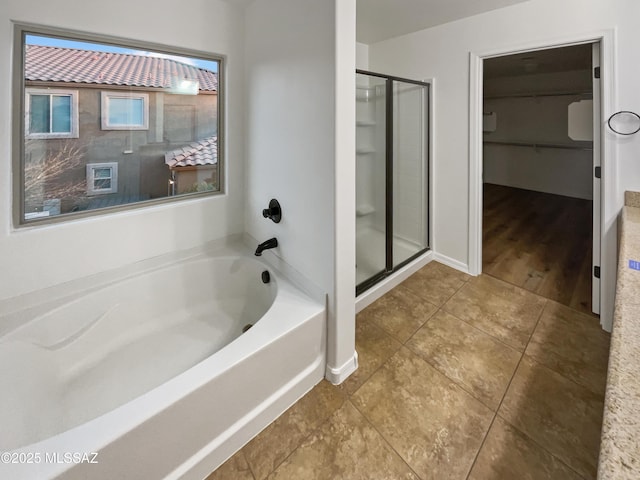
<box><xmin>393</xmin><ymin>80</ymin><xmax>430</xmax><ymax>267</ymax></box>
<box><xmin>356</xmin><ymin>72</ymin><xmax>387</xmax><ymax>286</ymax></box>
<box><xmin>356</xmin><ymin>71</ymin><xmax>430</xmax><ymax>295</ymax></box>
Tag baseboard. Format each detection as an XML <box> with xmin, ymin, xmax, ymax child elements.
<box><xmin>355</xmin><ymin>250</ymin><xmax>434</xmax><ymax>313</ymax></box>
<box><xmin>325</xmin><ymin>351</ymin><xmax>359</xmax><ymax>385</ymax></box>
<box><xmin>433</xmin><ymin>252</ymin><xmax>472</xmax><ymax>275</ymax></box>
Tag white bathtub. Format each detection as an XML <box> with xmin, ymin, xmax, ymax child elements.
<box><xmin>0</xmin><ymin>241</ymin><xmax>326</xmax><ymax>479</ymax></box>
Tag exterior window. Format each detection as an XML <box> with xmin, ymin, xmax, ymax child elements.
<box><xmin>87</xmin><ymin>163</ymin><xmax>118</xmax><ymax>195</ymax></box>
<box><xmin>14</xmin><ymin>26</ymin><xmax>223</xmax><ymax>225</ymax></box>
<box><xmin>101</xmin><ymin>92</ymin><xmax>149</xmax><ymax>130</ymax></box>
<box><xmin>26</xmin><ymin>89</ymin><xmax>79</xmax><ymax>139</ymax></box>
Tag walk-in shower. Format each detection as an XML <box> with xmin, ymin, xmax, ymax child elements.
<box><xmin>356</xmin><ymin>71</ymin><xmax>430</xmax><ymax>295</ymax></box>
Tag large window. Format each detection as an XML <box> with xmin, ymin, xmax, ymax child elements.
<box><xmin>14</xmin><ymin>25</ymin><xmax>223</xmax><ymax>225</ymax></box>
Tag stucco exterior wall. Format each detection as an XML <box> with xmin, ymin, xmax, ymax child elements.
<box><xmin>24</xmin><ymin>83</ymin><xmax>217</xmax><ymax>214</ymax></box>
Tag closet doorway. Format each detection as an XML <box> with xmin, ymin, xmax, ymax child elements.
<box><xmin>481</xmin><ymin>43</ymin><xmax>601</xmax><ymax>316</ymax></box>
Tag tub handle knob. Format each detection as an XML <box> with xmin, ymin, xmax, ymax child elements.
<box><xmin>262</xmin><ymin>199</ymin><xmax>282</xmax><ymax>223</ymax></box>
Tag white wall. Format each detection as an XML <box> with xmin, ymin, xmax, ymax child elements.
<box><xmin>244</xmin><ymin>0</ymin><xmax>357</xmax><ymax>382</ymax></box>
<box><xmin>0</xmin><ymin>0</ymin><xmax>245</xmax><ymax>302</ymax></box>
<box><xmin>368</xmin><ymin>0</ymin><xmax>640</xmax><ymax>266</ymax></box>
<box><xmin>483</xmin><ymin>144</ymin><xmax>594</xmax><ymax>199</ymax></box>
<box><xmin>356</xmin><ymin>42</ymin><xmax>369</xmax><ymax>70</ymax></box>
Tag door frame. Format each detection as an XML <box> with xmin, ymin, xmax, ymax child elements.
<box><xmin>468</xmin><ymin>30</ymin><xmax>617</xmax><ymax>331</ymax></box>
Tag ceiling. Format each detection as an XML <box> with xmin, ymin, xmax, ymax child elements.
<box><xmin>484</xmin><ymin>44</ymin><xmax>592</xmax><ymax>78</ymax></box>
<box><xmin>357</xmin><ymin>0</ymin><xmax>532</xmax><ymax>44</ymax></box>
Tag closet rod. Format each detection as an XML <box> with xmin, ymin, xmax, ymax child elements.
<box><xmin>484</xmin><ymin>140</ymin><xmax>593</xmax><ymax>151</ymax></box>
<box><xmin>484</xmin><ymin>91</ymin><xmax>592</xmax><ymax>100</ymax></box>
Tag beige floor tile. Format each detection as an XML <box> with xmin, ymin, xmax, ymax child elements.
<box><xmin>400</xmin><ymin>261</ymin><xmax>470</xmax><ymax>307</ymax></box>
<box><xmin>443</xmin><ymin>275</ymin><xmax>546</xmax><ymax>351</ymax></box>
<box><xmin>358</xmin><ymin>284</ymin><xmax>439</xmax><ymax>343</ymax></box>
<box><xmin>468</xmin><ymin>417</ymin><xmax>583</xmax><ymax>480</ymax></box>
<box><xmin>526</xmin><ymin>301</ymin><xmax>610</xmax><ymax>397</ymax></box>
<box><xmin>206</xmin><ymin>451</ymin><xmax>254</xmax><ymax>480</ymax></box>
<box><xmin>209</xmin><ymin>271</ymin><xmax>609</xmax><ymax>480</ymax></box>
<box><xmin>242</xmin><ymin>380</ymin><xmax>345</xmax><ymax>480</ymax></box>
<box><xmin>407</xmin><ymin>310</ymin><xmax>521</xmax><ymax>410</ymax></box>
<box><xmin>499</xmin><ymin>356</ymin><xmax>604</xmax><ymax>479</ymax></box>
<box><xmin>351</xmin><ymin>347</ymin><xmax>494</xmax><ymax>480</ymax></box>
<box><xmin>340</xmin><ymin>321</ymin><xmax>402</xmax><ymax>395</ymax></box>
<box><xmin>266</xmin><ymin>401</ymin><xmax>419</xmax><ymax>480</ymax></box>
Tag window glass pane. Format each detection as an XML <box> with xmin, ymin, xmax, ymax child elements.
<box><xmin>51</xmin><ymin>95</ymin><xmax>71</xmax><ymax>133</ymax></box>
<box><xmin>109</xmin><ymin>97</ymin><xmax>144</xmax><ymax>126</ymax></box>
<box><xmin>94</xmin><ymin>179</ymin><xmax>111</xmax><ymax>190</ymax></box>
<box><xmin>30</xmin><ymin>94</ymin><xmax>50</xmax><ymax>133</ymax></box>
<box><xmin>19</xmin><ymin>30</ymin><xmax>222</xmax><ymax>224</ymax></box>
<box><xmin>93</xmin><ymin>167</ymin><xmax>112</xmax><ymax>179</ymax></box>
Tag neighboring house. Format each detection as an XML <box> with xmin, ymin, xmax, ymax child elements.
<box><xmin>24</xmin><ymin>44</ymin><xmax>218</xmax><ymax>215</ymax></box>
<box><xmin>165</xmin><ymin>136</ymin><xmax>218</xmax><ymax>195</ymax></box>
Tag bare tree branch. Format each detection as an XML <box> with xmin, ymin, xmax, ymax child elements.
<box><xmin>24</xmin><ymin>140</ymin><xmax>87</xmax><ymax>209</ymax></box>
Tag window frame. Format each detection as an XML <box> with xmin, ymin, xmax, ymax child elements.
<box><xmin>86</xmin><ymin>162</ymin><xmax>118</xmax><ymax>195</ymax></box>
<box><xmin>25</xmin><ymin>88</ymin><xmax>79</xmax><ymax>139</ymax></box>
<box><xmin>101</xmin><ymin>91</ymin><xmax>149</xmax><ymax>130</ymax></box>
<box><xmin>12</xmin><ymin>22</ymin><xmax>226</xmax><ymax>228</ymax></box>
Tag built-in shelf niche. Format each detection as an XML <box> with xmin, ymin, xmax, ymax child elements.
<box><xmin>356</xmin><ymin>147</ymin><xmax>375</xmax><ymax>154</ymax></box>
<box><xmin>356</xmin><ymin>204</ymin><xmax>375</xmax><ymax>217</ymax></box>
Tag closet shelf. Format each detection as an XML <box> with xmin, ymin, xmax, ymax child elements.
<box><xmin>484</xmin><ymin>140</ymin><xmax>593</xmax><ymax>151</ymax></box>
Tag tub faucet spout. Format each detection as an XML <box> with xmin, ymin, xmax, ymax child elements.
<box><xmin>255</xmin><ymin>237</ymin><xmax>278</xmax><ymax>256</ymax></box>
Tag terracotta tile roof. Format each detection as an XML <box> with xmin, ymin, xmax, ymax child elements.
<box><xmin>165</xmin><ymin>136</ymin><xmax>218</xmax><ymax>168</ymax></box>
<box><xmin>25</xmin><ymin>45</ymin><xmax>217</xmax><ymax>92</ymax></box>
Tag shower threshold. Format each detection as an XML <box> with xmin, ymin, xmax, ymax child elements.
<box><xmin>356</xmin><ymin>226</ymin><xmax>424</xmax><ymax>286</ymax></box>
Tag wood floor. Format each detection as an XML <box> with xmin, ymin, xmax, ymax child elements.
<box><xmin>483</xmin><ymin>183</ymin><xmax>594</xmax><ymax>315</ymax></box>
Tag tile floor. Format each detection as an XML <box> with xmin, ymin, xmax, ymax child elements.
<box><xmin>207</xmin><ymin>262</ymin><xmax>610</xmax><ymax>480</ymax></box>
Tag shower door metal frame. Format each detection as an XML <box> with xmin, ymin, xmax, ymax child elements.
<box><xmin>356</xmin><ymin>70</ymin><xmax>431</xmax><ymax>296</ymax></box>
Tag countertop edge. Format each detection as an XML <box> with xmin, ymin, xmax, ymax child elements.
<box><xmin>598</xmin><ymin>197</ymin><xmax>640</xmax><ymax>479</ymax></box>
